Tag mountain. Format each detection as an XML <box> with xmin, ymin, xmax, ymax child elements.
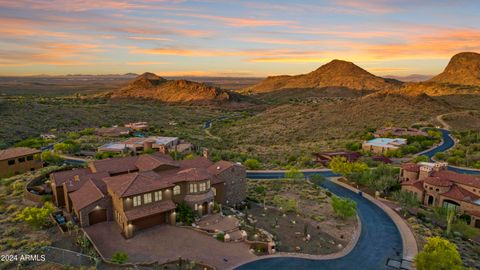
<box><xmin>109</xmin><ymin>72</ymin><xmax>242</xmax><ymax>103</ymax></box>
<box><xmin>430</xmin><ymin>52</ymin><xmax>480</xmax><ymax>86</ymax></box>
<box><xmin>384</xmin><ymin>74</ymin><xmax>433</xmax><ymax>82</ymax></box>
<box><xmin>245</xmin><ymin>59</ymin><xmax>402</xmax><ymax>93</ymax></box>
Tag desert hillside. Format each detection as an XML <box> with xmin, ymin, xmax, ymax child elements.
<box><xmin>430</xmin><ymin>52</ymin><xmax>480</xmax><ymax>86</ymax></box>
<box><xmin>245</xmin><ymin>59</ymin><xmax>402</xmax><ymax>93</ymax></box>
<box><xmin>109</xmin><ymin>72</ymin><xmax>242</xmax><ymax>103</ymax></box>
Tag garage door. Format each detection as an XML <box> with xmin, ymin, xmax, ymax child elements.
<box><xmin>88</xmin><ymin>208</ymin><xmax>107</xmax><ymax>225</ymax></box>
<box><xmin>133</xmin><ymin>212</ymin><xmax>165</xmax><ymax>230</ymax></box>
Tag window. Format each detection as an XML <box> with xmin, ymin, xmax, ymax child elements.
<box><xmin>144</xmin><ymin>193</ymin><xmax>152</xmax><ymax>204</ymax></box>
<box><xmin>173</xmin><ymin>185</ymin><xmax>181</xmax><ymax>195</ymax></box>
<box><xmin>189</xmin><ymin>183</ymin><xmax>197</xmax><ymax>193</ymax></box>
<box><xmin>211</xmin><ymin>187</ymin><xmax>216</xmax><ymax>196</ymax></box>
<box><xmin>199</xmin><ymin>182</ymin><xmax>206</xmax><ymax>192</ymax></box>
<box><xmin>194</xmin><ymin>204</ymin><xmax>198</xmax><ymax>210</ymax></box>
<box><xmin>7</xmin><ymin>159</ymin><xmax>15</xmax><ymax>166</ymax></box>
<box><xmin>26</xmin><ymin>155</ymin><xmax>33</xmax><ymax>161</ymax></box>
<box><xmin>206</xmin><ymin>181</ymin><xmax>210</xmax><ymax>189</ymax></box>
<box><xmin>154</xmin><ymin>191</ymin><xmax>162</xmax><ymax>201</ymax></box>
<box><xmin>18</xmin><ymin>157</ymin><xmax>25</xmax><ymax>163</ymax></box>
<box><xmin>133</xmin><ymin>196</ymin><xmax>142</xmax><ymax>207</ymax></box>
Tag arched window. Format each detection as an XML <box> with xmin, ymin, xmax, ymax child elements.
<box><xmin>173</xmin><ymin>185</ymin><xmax>181</xmax><ymax>195</ymax></box>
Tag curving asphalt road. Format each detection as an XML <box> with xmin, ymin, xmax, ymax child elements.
<box><xmin>239</xmin><ymin>171</ymin><xmax>403</xmax><ymax>270</ymax></box>
<box><xmin>237</xmin><ymin>129</ymin><xmax>480</xmax><ymax>270</ymax></box>
<box><xmin>422</xmin><ymin>129</ymin><xmax>480</xmax><ymax>175</ymax></box>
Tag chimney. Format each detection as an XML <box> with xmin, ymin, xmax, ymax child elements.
<box><xmin>158</xmin><ymin>144</ymin><xmax>168</xmax><ymax>154</ymax></box>
<box><xmin>203</xmin><ymin>148</ymin><xmax>209</xmax><ymax>159</ymax></box>
<box><xmin>143</xmin><ymin>140</ymin><xmax>154</xmax><ymax>152</ymax></box>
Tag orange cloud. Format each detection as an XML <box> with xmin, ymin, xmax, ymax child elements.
<box><xmin>127</xmin><ymin>61</ymin><xmax>169</xmax><ymax>65</ymax></box>
<box><xmin>128</xmin><ymin>36</ymin><xmax>172</xmax><ymax>41</ymax></box>
<box><xmin>333</xmin><ymin>0</ymin><xmax>400</xmax><ymax>14</ymax></box>
<box><xmin>174</xmin><ymin>13</ymin><xmax>292</xmax><ymax>27</ymax></box>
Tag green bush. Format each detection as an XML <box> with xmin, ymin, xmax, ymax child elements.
<box><xmin>215</xmin><ymin>232</ymin><xmax>225</xmax><ymax>241</ymax></box>
<box><xmin>244</xmin><ymin>159</ymin><xmax>261</xmax><ymax>170</ymax></box>
<box><xmin>415</xmin><ymin>237</ymin><xmax>464</xmax><ymax>270</ymax></box>
<box><xmin>176</xmin><ymin>202</ymin><xmax>195</xmax><ymax>225</ymax></box>
<box><xmin>272</xmin><ymin>195</ymin><xmax>298</xmax><ymax>212</ymax></box>
<box><xmin>111</xmin><ymin>252</ymin><xmax>128</xmax><ymax>264</ymax></box>
<box><xmin>331</xmin><ymin>196</ymin><xmax>356</xmax><ymax>219</ymax></box>
<box><xmin>41</xmin><ymin>151</ymin><xmax>64</xmax><ymax>165</ymax></box>
<box><xmin>16</xmin><ymin>202</ymin><xmax>55</xmax><ymax>228</ymax></box>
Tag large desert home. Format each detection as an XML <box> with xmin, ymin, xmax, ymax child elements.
<box><xmin>50</xmin><ymin>149</ymin><xmax>246</xmax><ymax>238</ymax></box>
<box><xmin>0</xmin><ymin>147</ymin><xmax>42</xmax><ymax>178</ymax></box>
<box><xmin>400</xmin><ymin>162</ymin><xmax>480</xmax><ymax>228</ymax></box>
<box><xmin>362</xmin><ymin>138</ymin><xmax>407</xmax><ymax>154</ymax></box>
<box><xmin>97</xmin><ymin>136</ymin><xmax>190</xmax><ymax>154</ymax></box>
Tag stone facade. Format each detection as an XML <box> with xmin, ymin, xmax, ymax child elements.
<box><xmin>215</xmin><ymin>164</ymin><xmax>247</xmax><ymax>206</ymax></box>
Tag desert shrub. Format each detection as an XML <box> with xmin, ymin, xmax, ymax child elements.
<box><xmin>272</xmin><ymin>195</ymin><xmax>298</xmax><ymax>212</ymax></box>
<box><xmin>415</xmin><ymin>237</ymin><xmax>463</xmax><ymax>270</ymax></box>
<box><xmin>244</xmin><ymin>158</ymin><xmax>261</xmax><ymax>170</ymax></box>
<box><xmin>215</xmin><ymin>232</ymin><xmax>225</xmax><ymax>241</ymax></box>
<box><xmin>111</xmin><ymin>252</ymin><xmax>128</xmax><ymax>264</ymax></box>
<box><xmin>41</xmin><ymin>151</ymin><xmax>64</xmax><ymax>165</ymax></box>
<box><xmin>331</xmin><ymin>196</ymin><xmax>356</xmax><ymax>219</ymax></box>
<box><xmin>16</xmin><ymin>201</ymin><xmax>55</xmax><ymax>228</ymax></box>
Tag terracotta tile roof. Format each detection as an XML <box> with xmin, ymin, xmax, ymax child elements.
<box><xmin>423</xmin><ymin>176</ymin><xmax>452</xmax><ymax>187</ymax></box>
<box><xmin>135</xmin><ymin>154</ymin><xmax>178</xmax><ymax>171</ymax></box>
<box><xmin>207</xmin><ymin>160</ymin><xmax>236</xmax><ymax>175</ymax></box>
<box><xmin>402</xmin><ymin>180</ymin><xmax>424</xmax><ymax>191</ymax></box>
<box><xmin>178</xmin><ymin>157</ymin><xmax>213</xmax><ymax>168</ymax></box>
<box><xmin>69</xmin><ymin>180</ymin><xmax>105</xmax><ymax>211</ymax></box>
<box><xmin>0</xmin><ymin>147</ymin><xmax>41</xmax><ymax>161</ymax></box>
<box><xmin>64</xmin><ymin>172</ymin><xmax>109</xmax><ymax>193</ymax></box>
<box><xmin>103</xmin><ymin>171</ymin><xmax>173</xmax><ymax>197</ymax></box>
<box><xmin>170</xmin><ymin>167</ymin><xmax>211</xmax><ymax>182</ymax></box>
<box><xmin>401</xmin><ymin>163</ymin><xmax>420</xmax><ymax>172</ymax></box>
<box><xmin>441</xmin><ymin>185</ymin><xmax>479</xmax><ymax>203</ymax></box>
<box><xmin>432</xmin><ymin>170</ymin><xmax>480</xmax><ymax>189</ymax></box>
<box><xmin>89</xmin><ymin>156</ymin><xmax>138</xmax><ymax>174</ymax></box>
<box><xmin>125</xmin><ymin>200</ymin><xmax>175</xmax><ymax>221</ymax></box>
<box><xmin>51</xmin><ymin>168</ymin><xmax>90</xmax><ymax>186</ymax></box>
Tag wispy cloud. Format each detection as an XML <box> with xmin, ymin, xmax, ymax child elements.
<box><xmin>127</xmin><ymin>61</ymin><xmax>169</xmax><ymax>65</ymax></box>
<box><xmin>173</xmin><ymin>13</ymin><xmax>293</xmax><ymax>27</ymax></box>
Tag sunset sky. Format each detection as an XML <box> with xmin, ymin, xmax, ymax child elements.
<box><xmin>0</xmin><ymin>0</ymin><xmax>479</xmax><ymax>77</ymax></box>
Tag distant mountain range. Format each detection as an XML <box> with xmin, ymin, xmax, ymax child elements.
<box><xmin>107</xmin><ymin>72</ymin><xmax>242</xmax><ymax>103</ymax></box>
<box><xmin>384</xmin><ymin>74</ymin><xmax>433</xmax><ymax>82</ymax></box>
<box><xmin>244</xmin><ymin>59</ymin><xmax>402</xmax><ymax>93</ymax></box>
<box><xmin>244</xmin><ymin>52</ymin><xmax>480</xmax><ymax>97</ymax></box>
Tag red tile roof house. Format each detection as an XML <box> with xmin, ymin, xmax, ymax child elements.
<box><xmin>0</xmin><ymin>147</ymin><xmax>42</xmax><ymax>178</ymax></box>
<box><xmin>50</xmin><ymin>151</ymin><xmax>246</xmax><ymax>238</ymax></box>
<box><xmin>399</xmin><ymin>162</ymin><xmax>480</xmax><ymax>228</ymax></box>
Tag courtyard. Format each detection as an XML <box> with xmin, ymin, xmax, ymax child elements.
<box><xmin>83</xmin><ymin>222</ymin><xmax>256</xmax><ymax>269</ymax></box>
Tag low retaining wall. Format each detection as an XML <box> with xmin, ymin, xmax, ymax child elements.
<box><xmin>23</xmin><ymin>175</ymin><xmax>46</xmax><ymax>205</ymax></box>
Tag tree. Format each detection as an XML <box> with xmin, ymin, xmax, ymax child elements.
<box><xmin>41</xmin><ymin>151</ymin><xmax>64</xmax><ymax>165</ymax></box>
<box><xmin>176</xmin><ymin>202</ymin><xmax>195</xmax><ymax>225</ymax></box>
<box><xmin>285</xmin><ymin>167</ymin><xmax>304</xmax><ymax>182</ymax></box>
<box><xmin>16</xmin><ymin>202</ymin><xmax>55</xmax><ymax>228</ymax></box>
<box><xmin>244</xmin><ymin>158</ymin><xmax>261</xmax><ymax>170</ymax></box>
<box><xmin>415</xmin><ymin>237</ymin><xmax>464</xmax><ymax>270</ymax></box>
<box><xmin>331</xmin><ymin>196</ymin><xmax>357</xmax><ymax>219</ymax></box>
<box><xmin>446</xmin><ymin>207</ymin><xmax>457</xmax><ymax>237</ymax></box>
<box><xmin>111</xmin><ymin>252</ymin><xmax>128</xmax><ymax>264</ymax></box>
<box><xmin>392</xmin><ymin>191</ymin><xmax>419</xmax><ymax>216</ymax></box>
<box><xmin>328</xmin><ymin>157</ymin><xmax>368</xmax><ymax>177</ymax></box>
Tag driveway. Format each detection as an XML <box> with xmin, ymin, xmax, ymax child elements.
<box><xmin>84</xmin><ymin>222</ymin><xmax>255</xmax><ymax>269</ymax></box>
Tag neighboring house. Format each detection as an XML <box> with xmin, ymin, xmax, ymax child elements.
<box><xmin>50</xmin><ymin>150</ymin><xmax>246</xmax><ymax>238</ymax></box>
<box><xmin>400</xmin><ymin>162</ymin><xmax>480</xmax><ymax>228</ymax></box>
<box><xmin>313</xmin><ymin>151</ymin><xmax>361</xmax><ymax>165</ymax></box>
<box><xmin>362</xmin><ymin>138</ymin><xmax>407</xmax><ymax>154</ymax></box>
<box><xmin>95</xmin><ymin>126</ymin><xmax>132</xmax><ymax>137</ymax></box>
<box><xmin>374</xmin><ymin>127</ymin><xmax>428</xmax><ymax>138</ymax></box>
<box><xmin>98</xmin><ymin>136</ymin><xmax>179</xmax><ymax>153</ymax></box>
<box><xmin>0</xmin><ymin>147</ymin><xmax>42</xmax><ymax>178</ymax></box>
<box><xmin>125</xmin><ymin>122</ymin><xmax>149</xmax><ymax>131</ymax></box>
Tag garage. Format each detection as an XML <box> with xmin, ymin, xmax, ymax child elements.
<box><xmin>133</xmin><ymin>212</ymin><xmax>165</xmax><ymax>230</ymax></box>
<box><xmin>88</xmin><ymin>208</ymin><xmax>107</xmax><ymax>225</ymax></box>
